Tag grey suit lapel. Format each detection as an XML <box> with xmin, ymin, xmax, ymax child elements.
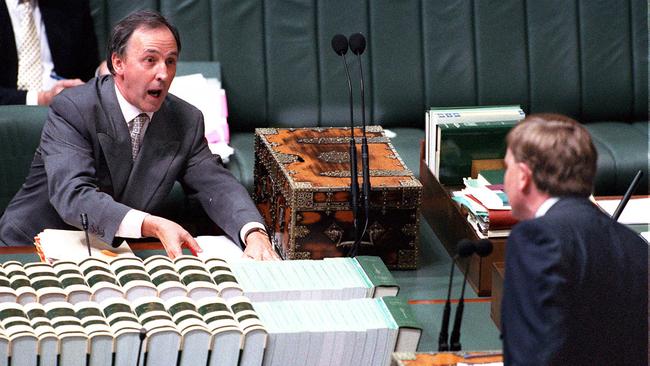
<box><xmin>95</xmin><ymin>76</ymin><xmax>133</xmax><ymax>200</ymax></box>
<box><xmin>122</xmin><ymin>101</ymin><xmax>181</xmax><ymax>210</ymax></box>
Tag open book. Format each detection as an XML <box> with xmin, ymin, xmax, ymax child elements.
<box><xmin>35</xmin><ymin>229</ymin><xmax>133</xmax><ymax>263</ymax></box>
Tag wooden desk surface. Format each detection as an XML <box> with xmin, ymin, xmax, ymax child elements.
<box><xmin>0</xmin><ymin>241</ymin><xmax>168</xmax><ymax>263</ymax></box>
<box><xmin>392</xmin><ymin>351</ymin><xmax>502</xmax><ymax>365</ymax></box>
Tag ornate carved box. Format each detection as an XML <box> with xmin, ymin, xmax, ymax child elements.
<box><xmin>253</xmin><ymin>127</ymin><xmax>422</xmax><ymax>269</ymax></box>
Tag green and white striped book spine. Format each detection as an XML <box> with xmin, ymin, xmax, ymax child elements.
<box><xmin>0</xmin><ymin>266</ymin><xmax>17</xmax><ymax>304</ymax></box>
<box><xmin>165</xmin><ymin>297</ymin><xmax>211</xmax><ymax>366</ymax></box>
<box><xmin>24</xmin><ymin>262</ymin><xmax>67</xmax><ymax>304</ymax></box>
<box><xmin>111</xmin><ymin>257</ymin><xmax>157</xmax><ymax>302</ymax></box>
<box><xmin>23</xmin><ymin>302</ymin><xmax>58</xmax><ymax>366</ymax></box>
<box><xmin>175</xmin><ymin>256</ymin><xmax>219</xmax><ymax>301</ymax></box>
<box><xmin>132</xmin><ymin>296</ymin><xmax>181</xmax><ymax>366</ymax></box>
<box><xmin>3</xmin><ymin>261</ymin><xmax>37</xmax><ymax>305</ymax></box>
<box><xmin>144</xmin><ymin>255</ymin><xmax>188</xmax><ymax>301</ymax></box>
<box><xmin>0</xmin><ymin>302</ymin><xmax>38</xmax><ymax>366</ymax></box>
<box><xmin>43</xmin><ymin>302</ymin><xmax>87</xmax><ymax>366</ymax></box>
<box><xmin>78</xmin><ymin>258</ymin><xmax>123</xmax><ymax>305</ymax></box>
<box><xmin>228</xmin><ymin>296</ymin><xmax>266</xmax><ymax>366</ymax></box>
<box><xmin>75</xmin><ymin>301</ymin><xmax>113</xmax><ymax>366</ymax></box>
<box><xmin>100</xmin><ymin>298</ymin><xmax>141</xmax><ymax>366</ymax></box>
<box><xmin>0</xmin><ymin>325</ymin><xmax>8</xmax><ymax>366</ymax></box>
<box><xmin>52</xmin><ymin>261</ymin><xmax>92</xmax><ymax>304</ymax></box>
<box><xmin>195</xmin><ymin>296</ymin><xmax>241</xmax><ymax>366</ymax></box>
<box><xmin>204</xmin><ymin>258</ymin><xmax>243</xmax><ymax>300</ymax></box>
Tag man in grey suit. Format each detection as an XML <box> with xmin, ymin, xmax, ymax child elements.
<box><xmin>0</xmin><ymin>10</ymin><xmax>279</xmax><ymax>260</ymax></box>
<box><xmin>501</xmin><ymin>114</ymin><xmax>647</xmax><ymax>365</ymax></box>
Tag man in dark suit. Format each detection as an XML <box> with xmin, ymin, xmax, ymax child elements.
<box><xmin>501</xmin><ymin>114</ymin><xmax>648</xmax><ymax>365</ymax></box>
<box><xmin>0</xmin><ymin>10</ymin><xmax>279</xmax><ymax>260</ymax></box>
<box><xmin>0</xmin><ymin>0</ymin><xmax>99</xmax><ymax>105</ymax></box>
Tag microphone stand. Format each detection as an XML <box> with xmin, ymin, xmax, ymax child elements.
<box><xmin>357</xmin><ymin>50</ymin><xmax>371</xmax><ymax>257</ymax></box>
<box><xmin>341</xmin><ymin>52</ymin><xmax>361</xmax><ymax>257</ymax></box>
<box><xmin>449</xmin><ymin>260</ymin><xmax>471</xmax><ymax>351</ymax></box>
<box><xmin>449</xmin><ymin>239</ymin><xmax>492</xmax><ymax>351</ymax></box>
<box><xmin>136</xmin><ymin>327</ymin><xmax>146</xmax><ymax>366</ymax></box>
<box><xmin>437</xmin><ymin>255</ymin><xmax>455</xmax><ymax>351</ymax></box>
<box><xmin>612</xmin><ymin>170</ymin><xmax>643</xmax><ymax>221</ymax></box>
<box><xmin>438</xmin><ymin>239</ymin><xmax>474</xmax><ymax>351</ymax></box>
<box><xmin>81</xmin><ymin>213</ymin><xmax>91</xmax><ymax>257</ymax></box>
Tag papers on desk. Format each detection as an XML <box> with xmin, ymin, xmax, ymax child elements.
<box><xmin>596</xmin><ymin>197</ymin><xmax>650</xmax><ymax>224</ymax></box>
<box><xmin>169</xmin><ymin>73</ymin><xmax>234</xmax><ymax>162</ymax></box>
<box><xmin>195</xmin><ymin>235</ymin><xmax>248</xmax><ymax>264</ymax></box>
<box><xmin>452</xmin><ymin>177</ymin><xmax>517</xmax><ymax>238</ymax></box>
<box><xmin>34</xmin><ymin>229</ymin><xmax>132</xmax><ymax>263</ymax></box>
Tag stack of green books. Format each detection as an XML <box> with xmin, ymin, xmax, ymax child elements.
<box><xmin>425</xmin><ymin>105</ymin><xmax>524</xmax><ymax>185</ymax></box>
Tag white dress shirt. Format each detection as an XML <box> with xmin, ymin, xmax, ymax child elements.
<box><xmin>535</xmin><ymin>197</ymin><xmax>560</xmax><ymax>218</ymax></box>
<box><xmin>5</xmin><ymin>0</ymin><xmax>56</xmax><ymax>105</ymax></box>
<box><xmin>113</xmin><ymin>84</ymin><xmax>264</xmax><ymax>244</ymax></box>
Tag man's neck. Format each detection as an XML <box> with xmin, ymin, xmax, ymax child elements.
<box><xmin>521</xmin><ymin>190</ymin><xmax>551</xmax><ymax>220</ymax></box>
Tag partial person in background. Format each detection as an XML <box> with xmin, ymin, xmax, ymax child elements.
<box><xmin>500</xmin><ymin>113</ymin><xmax>647</xmax><ymax>365</ymax></box>
<box><xmin>0</xmin><ymin>10</ymin><xmax>279</xmax><ymax>261</ymax></box>
<box><xmin>0</xmin><ymin>0</ymin><xmax>100</xmax><ymax>105</ymax></box>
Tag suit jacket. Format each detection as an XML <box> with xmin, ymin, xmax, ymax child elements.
<box><xmin>501</xmin><ymin>197</ymin><xmax>648</xmax><ymax>365</ymax></box>
<box><xmin>0</xmin><ymin>0</ymin><xmax>99</xmax><ymax>104</ymax></box>
<box><xmin>0</xmin><ymin>75</ymin><xmax>263</xmax><ymax>247</ymax></box>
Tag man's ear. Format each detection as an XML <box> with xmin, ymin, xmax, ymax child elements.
<box><xmin>517</xmin><ymin>162</ymin><xmax>533</xmax><ymax>192</ymax></box>
<box><xmin>111</xmin><ymin>53</ymin><xmax>124</xmax><ymax>75</ymax></box>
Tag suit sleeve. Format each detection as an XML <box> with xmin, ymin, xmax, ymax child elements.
<box><xmin>40</xmin><ymin>94</ymin><xmax>131</xmax><ymax>243</ymax></box>
<box><xmin>176</xmin><ymin>110</ymin><xmax>263</xmax><ymax>248</ymax></box>
<box><xmin>501</xmin><ymin>221</ymin><xmax>573</xmax><ymax>365</ymax></box>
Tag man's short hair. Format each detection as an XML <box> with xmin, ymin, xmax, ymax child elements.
<box><xmin>506</xmin><ymin>113</ymin><xmax>597</xmax><ymax>197</ymax></box>
<box><xmin>106</xmin><ymin>10</ymin><xmax>181</xmax><ymax>75</ymax></box>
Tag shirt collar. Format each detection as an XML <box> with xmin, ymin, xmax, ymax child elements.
<box><xmin>535</xmin><ymin>197</ymin><xmax>560</xmax><ymax>218</ymax></box>
<box><xmin>114</xmin><ymin>84</ymin><xmax>154</xmax><ymax>123</ymax></box>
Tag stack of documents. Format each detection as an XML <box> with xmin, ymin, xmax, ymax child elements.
<box><xmin>452</xmin><ymin>175</ymin><xmax>517</xmax><ymax>237</ymax></box>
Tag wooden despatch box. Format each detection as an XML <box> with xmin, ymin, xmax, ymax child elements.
<box><xmin>253</xmin><ymin>127</ymin><xmax>422</xmax><ymax>269</ymax></box>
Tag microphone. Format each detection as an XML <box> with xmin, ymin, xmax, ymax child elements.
<box><xmin>331</xmin><ymin>34</ymin><xmax>360</xmax><ymax>257</ymax></box>
<box><xmin>80</xmin><ymin>213</ymin><xmax>91</xmax><ymax>257</ymax></box>
<box><xmin>612</xmin><ymin>170</ymin><xmax>643</xmax><ymax>221</ymax></box>
<box><xmin>349</xmin><ymin>33</ymin><xmax>371</xmax><ymax>247</ymax></box>
<box><xmin>136</xmin><ymin>327</ymin><xmax>147</xmax><ymax>366</ymax></box>
<box><xmin>438</xmin><ymin>239</ymin><xmax>475</xmax><ymax>351</ymax></box>
<box><xmin>449</xmin><ymin>239</ymin><xmax>493</xmax><ymax>351</ymax></box>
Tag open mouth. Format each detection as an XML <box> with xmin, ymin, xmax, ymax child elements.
<box><xmin>147</xmin><ymin>89</ymin><xmax>162</xmax><ymax>98</ymax></box>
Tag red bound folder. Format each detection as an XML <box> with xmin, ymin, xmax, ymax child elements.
<box><xmin>466</xmin><ymin>194</ymin><xmax>518</xmax><ymax>229</ymax></box>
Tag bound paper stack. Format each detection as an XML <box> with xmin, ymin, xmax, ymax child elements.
<box><xmin>230</xmin><ymin>256</ymin><xmax>399</xmax><ymax>301</ymax></box>
<box><xmin>255</xmin><ymin>296</ymin><xmax>421</xmax><ymax>366</ymax></box>
<box><xmin>0</xmin><ymin>256</ymin><xmax>264</xmax><ymax>366</ymax></box>
<box><xmin>452</xmin><ymin>175</ymin><xmax>517</xmax><ymax>238</ymax></box>
<box><xmin>0</xmin><ymin>252</ymin><xmax>420</xmax><ymax>365</ymax></box>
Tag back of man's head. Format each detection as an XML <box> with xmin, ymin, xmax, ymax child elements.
<box><xmin>506</xmin><ymin>113</ymin><xmax>597</xmax><ymax>197</ymax></box>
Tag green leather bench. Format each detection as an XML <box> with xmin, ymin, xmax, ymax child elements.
<box><xmin>87</xmin><ymin>0</ymin><xmax>648</xmax><ymax>195</ymax></box>
<box><xmin>1</xmin><ymin>1</ymin><xmax>647</xmax><ymax>228</ymax></box>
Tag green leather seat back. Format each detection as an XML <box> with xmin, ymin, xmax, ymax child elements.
<box><xmin>88</xmin><ymin>0</ymin><xmax>648</xmax><ymax>129</ymax></box>
<box><xmin>0</xmin><ymin>106</ymin><xmax>48</xmax><ymax>215</ymax></box>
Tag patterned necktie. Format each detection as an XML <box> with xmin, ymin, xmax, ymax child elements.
<box><xmin>16</xmin><ymin>0</ymin><xmax>42</xmax><ymax>91</ymax></box>
<box><xmin>129</xmin><ymin>113</ymin><xmax>149</xmax><ymax>160</ymax></box>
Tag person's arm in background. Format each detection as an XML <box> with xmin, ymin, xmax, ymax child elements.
<box><xmin>0</xmin><ymin>87</ymin><xmax>28</xmax><ymax>105</ymax></box>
